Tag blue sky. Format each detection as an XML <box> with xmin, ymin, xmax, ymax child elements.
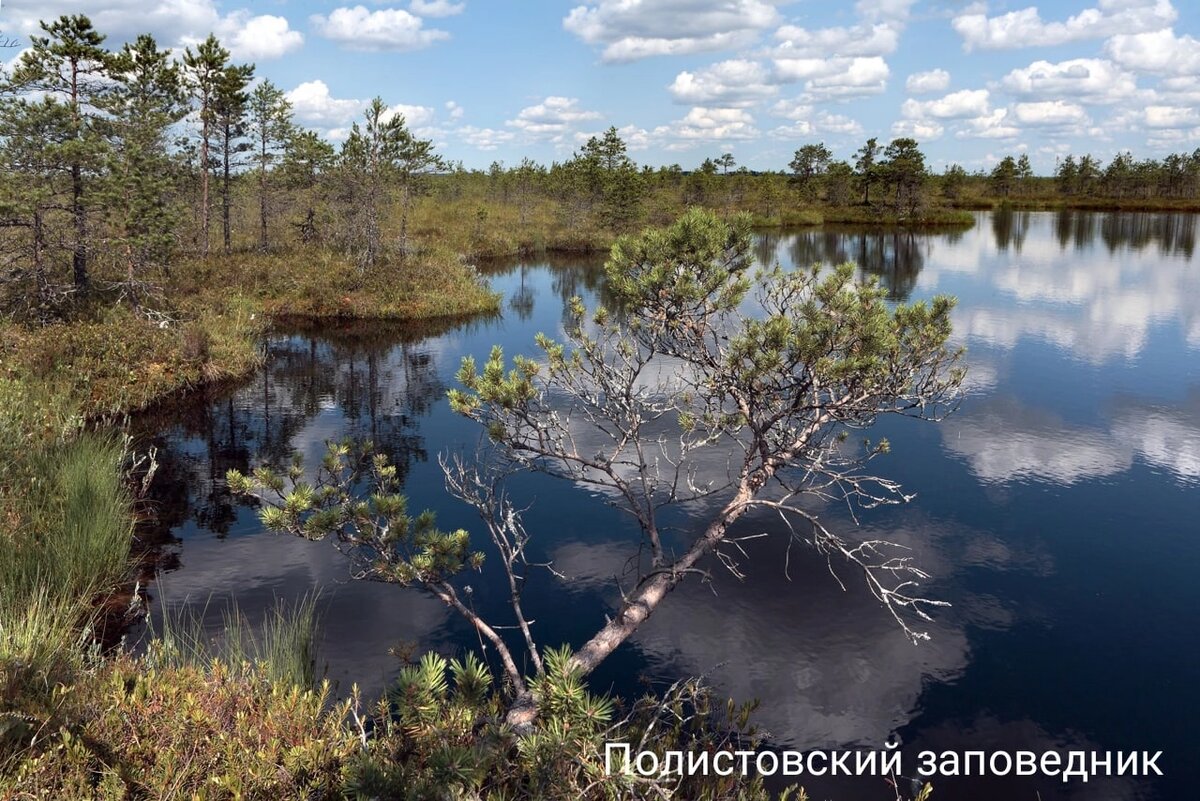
<box><xmin>3</xmin><ymin>1</ymin><xmax>1199</xmax><ymax>173</ymax></box>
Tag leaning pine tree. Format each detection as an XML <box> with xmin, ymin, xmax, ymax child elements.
<box><xmin>228</xmin><ymin>208</ymin><xmax>965</xmax><ymax>732</ymax></box>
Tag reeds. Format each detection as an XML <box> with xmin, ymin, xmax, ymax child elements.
<box><xmin>151</xmin><ymin>592</ymin><xmax>322</xmax><ymax>689</ymax></box>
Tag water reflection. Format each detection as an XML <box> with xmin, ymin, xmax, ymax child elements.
<box><xmin>135</xmin><ymin>212</ymin><xmax>1200</xmax><ymax>800</ymax></box>
<box><xmin>550</xmin><ymin>504</ymin><xmax>1056</xmax><ymax>749</ymax></box>
<box><xmin>778</xmin><ymin>226</ymin><xmax>927</xmax><ymax>300</ymax></box>
<box><xmin>991</xmin><ymin>207</ymin><xmax>1032</xmax><ymax>252</ymax></box>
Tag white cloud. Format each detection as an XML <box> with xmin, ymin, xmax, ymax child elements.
<box><xmin>1013</xmin><ymin>100</ymin><xmax>1090</xmax><ymax>127</ymax></box>
<box><xmin>563</xmin><ymin>0</ymin><xmax>781</xmax><ymax>63</ymax></box>
<box><xmin>769</xmin><ymin>105</ymin><xmax>864</xmax><ymax>135</ymax></box>
<box><xmin>813</xmin><ymin>112</ymin><xmax>863</xmax><ymax>136</ymax></box>
<box><xmin>8</xmin><ymin>1</ymin><xmax>304</xmax><ymax>60</ymax></box>
<box><xmin>614</xmin><ymin>124</ymin><xmax>655</xmax><ymax>151</ymax></box>
<box><xmin>773</xmin><ymin>22</ymin><xmax>899</xmax><ymax>59</ymax></box>
<box><xmin>1002</xmin><ymin>58</ymin><xmax>1137</xmax><ymax>104</ymax></box>
<box><xmin>507</xmin><ymin>96</ymin><xmax>603</xmax><ymax>141</ymax></box>
<box><xmin>768</xmin><ymin>121</ymin><xmax>816</xmax><ymax>138</ymax></box>
<box><xmin>953</xmin><ymin>0</ymin><xmax>1177</xmax><ymax>51</ymax></box>
<box><xmin>902</xmin><ymin>89</ymin><xmax>990</xmax><ymax>120</ymax></box>
<box><xmin>286</xmin><ymin>80</ymin><xmax>366</xmax><ymax>126</ymax></box>
<box><xmin>1143</xmin><ymin>105</ymin><xmax>1200</xmax><ymax>129</ymax></box>
<box><xmin>769</xmin><ymin>100</ymin><xmax>813</xmax><ymax>121</ymax></box>
<box><xmin>285</xmin><ymin>80</ymin><xmax>438</xmax><ymax>138</ymax></box>
<box><xmin>445</xmin><ymin>101</ymin><xmax>464</xmax><ymax>120</ymax></box>
<box><xmin>409</xmin><ymin>0</ymin><xmax>465</xmax><ymax>16</ymax></box>
<box><xmin>906</xmin><ymin>69</ymin><xmax>950</xmax><ymax>94</ymax></box>
<box><xmin>772</xmin><ymin>55</ymin><xmax>890</xmax><ymax>101</ymax></box>
<box><xmin>668</xmin><ymin>59</ymin><xmax>777</xmax><ymax>107</ymax></box>
<box><xmin>664</xmin><ymin>107</ymin><xmax>759</xmax><ymax>145</ymax></box>
<box><xmin>458</xmin><ymin>126</ymin><xmax>515</xmax><ymax>151</ymax></box>
<box><xmin>958</xmin><ymin>109</ymin><xmax>1022</xmax><ymax>139</ymax></box>
<box><xmin>382</xmin><ymin>103</ymin><xmax>436</xmax><ymax>129</ymax></box>
<box><xmin>220</xmin><ymin>13</ymin><xmax>303</xmax><ymax>60</ymax></box>
<box><xmin>1106</xmin><ymin>28</ymin><xmax>1200</xmax><ymax>76</ymax></box>
<box><xmin>892</xmin><ymin>119</ymin><xmax>945</xmax><ymax>140</ymax></box>
<box><xmin>312</xmin><ymin>5</ymin><xmax>450</xmax><ymax>51</ymax></box>
<box><xmin>855</xmin><ymin>0</ymin><xmax>917</xmax><ymax>20</ymax></box>
<box><xmin>8</xmin><ymin>0</ymin><xmax>216</xmax><ymax>40</ymax></box>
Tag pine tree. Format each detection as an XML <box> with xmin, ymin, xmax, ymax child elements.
<box><xmin>0</xmin><ymin>97</ymin><xmax>75</xmax><ymax>317</ymax></box>
<box><xmin>340</xmin><ymin>98</ymin><xmax>403</xmax><ymax>270</ymax></box>
<box><xmin>855</xmin><ymin>137</ymin><xmax>881</xmax><ymax>205</ymax></box>
<box><xmin>101</xmin><ymin>33</ymin><xmax>188</xmax><ymax>306</ymax></box>
<box><xmin>212</xmin><ymin>62</ymin><xmax>254</xmax><ymax>254</ymax></box>
<box><xmin>247</xmin><ymin>81</ymin><xmax>294</xmax><ymax>251</ymax></box>
<box><xmin>280</xmin><ymin>128</ymin><xmax>335</xmax><ymax>244</ymax></box>
<box><xmin>183</xmin><ymin>35</ymin><xmax>231</xmax><ymax>258</ymax></box>
<box><xmin>393</xmin><ymin>118</ymin><xmax>443</xmax><ymax>253</ymax></box>
<box><xmin>10</xmin><ymin>15</ymin><xmax>110</xmax><ymax>292</ymax></box>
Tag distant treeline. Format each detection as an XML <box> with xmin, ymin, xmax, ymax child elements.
<box><xmin>4</xmin><ymin>15</ymin><xmax>1199</xmax><ymax>322</ymax></box>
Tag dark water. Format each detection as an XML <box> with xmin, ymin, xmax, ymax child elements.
<box><xmin>133</xmin><ymin>210</ymin><xmax>1200</xmax><ymax>800</ymax></box>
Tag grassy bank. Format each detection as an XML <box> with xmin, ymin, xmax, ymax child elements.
<box><xmin>0</xmin><ymin>247</ymin><xmax>499</xmax><ymax>422</ymax></box>
<box><xmin>0</xmin><ymin>416</ymin><xmax>132</xmax><ymax>714</ymax></box>
<box><xmin>3</xmin><ymin>577</ymin><xmax>804</xmax><ymax>800</ymax></box>
<box><xmin>955</xmin><ymin>195</ymin><xmax>1200</xmax><ymax>213</ymax></box>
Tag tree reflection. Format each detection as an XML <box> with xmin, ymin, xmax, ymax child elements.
<box><xmin>1052</xmin><ymin>210</ymin><xmax>1195</xmax><ymax>258</ymax></box>
<box><xmin>990</xmin><ymin>207</ymin><xmax>1031</xmax><ymax>252</ymax></box>
<box><xmin>135</xmin><ymin>316</ymin><xmax>474</xmax><ymax>543</ymax></box>
<box><xmin>787</xmin><ymin>226</ymin><xmax>926</xmax><ymax>300</ymax></box>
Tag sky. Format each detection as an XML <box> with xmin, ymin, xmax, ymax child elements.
<box><xmin>2</xmin><ymin>0</ymin><xmax>1199</xmax><ymax>173</ymax></box>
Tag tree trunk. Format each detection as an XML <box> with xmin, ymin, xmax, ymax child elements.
<box><xmin>200</xmin><ymin>113</ymin><xmax>211</xmax><ymax>258</ymax></box>
<box><xmin>222</xmin><ymin>124</ymin><xmax>232</xmax><ymax>254</ymax></box>
<box><xmin>69</xmin><ymin>61</ymin><xmax>88</xmax><ymax>291</ymax></box>
<box><xmin>259</xmin><ymin>160</ymin><xmax>268</xmax><ymax>251</ymax></box>
<box><xmin>33</xmin><ymin>208</ymin><xmax>47</xmax><ymax>298</ymax></box>
<box><xmin>399</xmin><ymin>180</ymin><xmax>411</xmax><ymax>255</ymax></box>
<box><xmin>568</xmin><ymin>486</ymin><xmax>752</xmax><ymax>677</ymax></box>
<box><xmin>72</xmin><ymin>164</ymin><xmax>87</xmax><ymax>290</ymax></box>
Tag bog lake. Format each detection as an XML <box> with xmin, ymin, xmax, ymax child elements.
<box><xmin>132</xmin><ymin>210</ymin><xmax>1200</xmax><ymax>800</ymax></box>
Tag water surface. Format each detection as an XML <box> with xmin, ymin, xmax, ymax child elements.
<box><xmin>134</xmin><ymin>210</ymin><xmax>1200</xmax><ymax>800</ymax></box>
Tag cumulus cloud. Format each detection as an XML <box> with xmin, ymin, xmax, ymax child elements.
<box><xmin>957</xmin><ymin>109</ymin><xmax>1022</xmax><ymax>140</ymax></box>
<box><xmin>667</xmin><ymin>106</ymin><xmax>759</xmax><ymax>142</ymax></box>
<box><xmin>457</xmin><ymin>126</ymin><xmax>515</xmax><ymax>151</ymax></box>
<box><xmin>855</xmin><ymin>0</ymin><xmax>918</xmax><ymax>21</ymax></box>
<box><xmin>902</xmin><ymin>89</ymin><xmax>990</xmax><ymax>120</ymax></box>
<box><xmin>219</xmin><ymin>13</ymin><xmax>303</xmax><ymax>60</ymax></box>
<box><xmin>507</xmin><ymin>96</ymin><xmax>603</xmax><ymax>142</ymax></box>
<box><xmin>1013</xmin><ymin>100</ymin><xmax>1090</xmax><ymax>128</ymax></box>
<box><xmin>773</xmin><ymin>21</ymin><xmax>900</xmax><ymax>59</ymax></box>
<box><xmin>763</xmin><ymin>0</ymin><xmax>915</xmax><ymax>103</ymax></box>
<box><xmin>1106</xmin><ymin>28</ymin><xmax>1200</xmax><ymax>75</ymax></box>
<box><xmin>286</xmin><ymin>80</ymin><xmax>366</xmax><ymax>127</ymax></box>
<box><xmin>952</xmin><ymin>0</ymin><xmax>1177</xmax><ymax>51</ymax></box>
<box><xmin>1001</xmin><ymin>58</ymin><xmax>1138</xmax><ymax>104</ymax></box>
<box><xmin>772</xmin><ymin>56</ymin><xmax>890</xmax><ymax>101</ymax></box>
<box><xmin>1142</xmin><ymin>105</ymin><xmax>1200</xmax><ymax>129</ymax></box>
<box><xmin>7</xmin><ymin>1</ymin><xmax>304</xmax><ymax>60</ymax></box>
<box><xmin>906</xmin><ymin>69</ymin><xmax>951</xmax><ymax>94</ymax></box>
<box><xmin>312</xmin><ymin>5</ymin><xmax>450</xmax><ymax>51</ymax></box>
<box><xmin>668</xmin><ymin>59</ymin><xmax>777</xmax><ymax>107</ymax></box>
<box><xmin>769</xmin><ymin>106</ymin><xmax>864</xmax><ymax>137</ymax></box>
<box><xmin>409</xmin><ymin>0</ymin><xmax>466</xmax><ymax>16</ymax></box>
<box><xmin>563</xmin><ymin>0</ymin><xmax>781</xmax><ymax>63</ymax></box>
<box><xmin>285</xmin><ymin>81</ymin><xmax>438</xmax><ymax>138</ymax></box>
<box><xmin>382</xmin><ymin>103</ymin><xmax>436</xmax><ymax>129</ymax></box>
<box><xmin>892</xmin><ymin>119</ymin><xmax>945</xmax><ymax>140</ymax></box>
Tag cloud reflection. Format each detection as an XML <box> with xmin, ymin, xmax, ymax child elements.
<box><xmin>549</xmin><ymin>506</ymin><xmax>1052</xmax><ymax>751</ymax></box>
